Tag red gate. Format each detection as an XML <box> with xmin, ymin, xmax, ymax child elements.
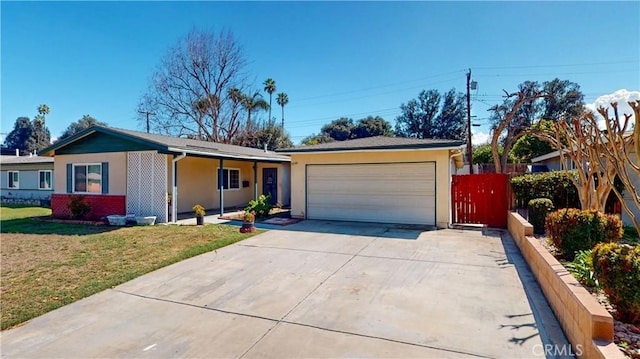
<box><xmin>452</xmin><ymin>174</ymin><xmax>508</xmax><ymax>228</ymax></box>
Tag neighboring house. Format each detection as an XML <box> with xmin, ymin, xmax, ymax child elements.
<box><xmin>531</xmin><ymin>145</ymin><xmax>639</xmax><ymax>227</ymax></box>
<box><xmin>39</xmin><ymin>126</ymin><xmax>291</xmax><ymax>223</ymax></box>
<box><xmin>0</xmin><ymin>155</ymin><xmax>55</xmax><ymax>205</ymax></box>
<box><xmin>278</xmin><ymin>136</ymin><xmax>465</xmax><ymax>228</ymax></box>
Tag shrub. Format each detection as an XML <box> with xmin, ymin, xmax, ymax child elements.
<box><xmin>565</xmin><ymin>250</ymin><xmax>598</xmax><ymax>288</ymax></box>
<box><xmin>192</xmin><ymin>204</ymin><xmax>205</xmax><ymax>217</ymax></box>
<box><xmin>245</xmin><ymin>194</ymin><xmax>273</xmax><ymax>218</ymax></box>
<box><xmin>68</xmin><ymin>195</ymin><xmax>90</xmax><ymax>219</ymax></box>
<box><xmin>545</xmin><ymin>208</ymin><xmax>623</xmax><ymax>260</ymax></box>
<box><xmin>528</xmin><ymin>198</ymin><xmax>554</xmax><ymax>234</ymax></box>
<box><xmin>592</xmin><ymin>243</ymin><xmax>640</xmax><ymax>323</ymax></box>
<box><xmin>510</xmin><ymin>171</ymin><xmax>580</xmax><ymax>209</ymax></box>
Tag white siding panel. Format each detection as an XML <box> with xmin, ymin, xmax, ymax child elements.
<box><xmin>306</xmin><ymin>163</ymin><xmax>436</xmax><ymax>225</ymax></box>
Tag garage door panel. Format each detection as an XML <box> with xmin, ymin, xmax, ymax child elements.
<box><xmin>306</xmin><ymin>163</ymin><xmax>436</xmax><ymax>225</ymax></box>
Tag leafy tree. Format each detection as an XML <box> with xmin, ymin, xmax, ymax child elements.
<box><xmin>352</xmin><ymin>116</ymin><xmax>393</xmax><ymax>138</ymax></box>
<box><xmin>137</xmin><ymin>28</ymin><xmax>248</xmax><ymax>143</ymax></box>
<box><xmin>321</xmin><ymin>117</ymin><xmax>355</xmax><ymax>141</ymax></box>
<box><xmin>234</xmin><ymin>118</ymin><xmax>292</xmax><ymax>150</ymax></box>
<box><xmin>263</xmin><ymin>78</ymin><xmax>276</xmax><ymax>122</ymax></box>
<box><xmin>241</xmin><ymin>91</ymin><xmax>269</xmax><ymax>130</ymax></box>
<box><xmin>301</xmin><ymin>133</ymin><xmax>334</xmax><ymax>146</ymax></box>
<box><xmin>434</xmin><ymin>89</ymin><xmax>467</xmax><ymax>140</ymax></box>
<box><xmin>276</xmin><ymin>92</ymin><xmax>288</xmax><ymax>128</ymax></box>
<box><xmin>27</xmin><ymin>105</ymin><xmax>51</xmax><ymax>153</ymax></box>
<box><xmin>4</xmin><ymin>117</ymin><xmax>33</xmax><ymax>155</ymax></box>
<box><xmin>58</xmin><ymin>115</ymin><xmax>107</xmax><ymax>142</ymax></box>
<box><xmin>510</xmin><ymin>119</ymin><xmax>555</xmax><ymax>162</ymax></box>
<box><xmin>395</xmin><ymin>89</ymin><xmax>466</xmax><ymax>140</ymax></box>
<box><xmin>473</xmin><ymin>144</ymin><xmax>515</xmax><ymax>164</ymax></box>
<box><xmin>541</xmin><ymin>78</ymin><xmax>585</xmax><ymax>121</ymax></box>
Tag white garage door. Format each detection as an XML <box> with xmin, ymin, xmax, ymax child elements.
<box><xmin>306</xmin><ymin>162</ymin><xmax>436</xmax><ymax>225</ymax></box>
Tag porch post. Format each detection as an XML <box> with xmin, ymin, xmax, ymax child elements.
<box><xmin>219</xmin><ymin>158</ymin><xmax>224</xmax><ymax>216</ymax></box>
<box><xmin>253</xmin><ymin>161</ymin><xmax>258</xmax><ymax>200</ymax></box>
<box><xmin>171</xmin><ymin>153</ymin><xmax>187</xmax><ymax>223</ymax></box>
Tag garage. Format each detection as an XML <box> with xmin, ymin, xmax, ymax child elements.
<box><xmin>279</xmin><ymin>136</ymin><xmax>465</xmax><ymax>228</ymax></box>
<box><xmin>306</xmin><ymin>162</ymin><xmax>436</xmax><ymax>225</ymax></box>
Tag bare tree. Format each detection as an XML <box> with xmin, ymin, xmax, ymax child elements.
<box><xmin>592</xmin><ymin>101</ymin><xmax>640</xmax><ymax>233</ymax></box>
<box><xmin>533</xmin><ymin>114</ymin><xmax>617</xmax><ymax>212</ymax></box>
<box><xmin>489</xmin><ymin>90</ymin><xmax>545</xmax><ymax>173</ymax></box>
<box><xmin>137</xmin><ymin>28</ymin><xmax>248</xmax><ymax>143</ymax></box>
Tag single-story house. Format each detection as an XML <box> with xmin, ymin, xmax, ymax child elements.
<box><xmin>0</xmin><ymin>154</ymin><xmax>54</xmax><ymax>205</ymax></box>
<box><xmin>531</xmin><ymin>144</ymin><xmax>639</xmax><ymax>227</ymax></box>
<box><xmin>278</xmin><ymin>136</ymin><xmax>465</xmax><ymax>228</ymax></box>
<box><xmin>39</xmin><ymin>126</ymin><xmax>291</xmax><ymax>223</ymax></box>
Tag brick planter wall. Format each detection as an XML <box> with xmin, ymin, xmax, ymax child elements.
<box><xmin>507</xmin><ymin>211</ymin><xmax>624</xmax><ymax>359</ymax></box>
<box><xmin>51</xmin><ymin>194</ymin><xmax>126</xmax><ymax>221</ymax></box>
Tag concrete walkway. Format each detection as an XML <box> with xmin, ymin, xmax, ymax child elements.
<box><xmin>1</xmin><ymin>221</ymin><xmax>570</xmax><ymax>358</ymax></box>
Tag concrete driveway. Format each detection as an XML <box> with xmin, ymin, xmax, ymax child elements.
<box><xmin>1</xmin><ymin>221</ymin><xmax>570</xmax><ymax>358</ymax></box>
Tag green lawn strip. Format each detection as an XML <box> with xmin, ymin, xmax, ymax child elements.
<box><xmin>1</xmin><ymin>206</ymin><xmax>260</xmax><ymax>330</ymax></box>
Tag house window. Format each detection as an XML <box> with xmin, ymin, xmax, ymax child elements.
<box><xmin>8</xmin><ymin>171</ymin><xmax>19</xmax><ymax>189</ymax></box>
<box><xmin>217</xmin><ymin>168</ymin><xmax>240</xmax><ymax>190</ymax></box>
<box><xmin>39</xmin><ymin>170</ymin><xmax>52</xmax><ymax>190</ymax></box>
<box><xmin>73</xmin><ymin>164</ymin><xmax>102</xmax><ymax>193</ymax></box>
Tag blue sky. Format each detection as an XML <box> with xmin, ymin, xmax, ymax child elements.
<box><xmin>2</xmin><ymin>1</ymin><xmax>639</xmax><ymax>145</ymax></box>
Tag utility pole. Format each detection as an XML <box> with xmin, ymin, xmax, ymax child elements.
<box><xmin>466</xmin><ymin>69</ymin><xmax>473</xmax><ymax>174</ymax></box>
<box><xmin>138</xmin><ymin>111</ymin><xmax>155</xmax><ymax>133</ymax></box>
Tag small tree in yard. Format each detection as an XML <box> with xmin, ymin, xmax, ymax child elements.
<box><xmin>532</xmin><ymin>113</ymin><xmax>617</xmax><ymax>214</ymax></box>
<box><xmin>592</xmin><ymin>100</ymin><xmax>640</xmax><ymax>234</ymax></box>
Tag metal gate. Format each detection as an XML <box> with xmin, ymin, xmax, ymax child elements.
<box><xmin>452</xmin><ymin>174</ymin><xmax>508</xmax><ymax>228</ymax></box>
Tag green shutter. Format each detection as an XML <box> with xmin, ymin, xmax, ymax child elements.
<box><xmin>101</xmin><ymin>162</ymin><xmax>109</xmax><ymax>194</ymax></box>
<box><xmin>66</xmin><ymin>163</ymin><xmax>73</xmax><ymax>193</ymax></box>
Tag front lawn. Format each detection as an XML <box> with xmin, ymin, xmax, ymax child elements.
<box><xmin>0</xmin><ymin>206</ymin><xmax>257</xmax><ymax>330</ymax></box>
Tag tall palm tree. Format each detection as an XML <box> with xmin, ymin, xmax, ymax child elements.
<box><xmin>241</xmin><ymin>91</ymin><xmax>269</xmax><ymax>129</ymax></box>
<box><xmin>263</xmin><ymin>78</ymin><xmax>276</xmax><ymax>122</ymax></box>
<box><xmin>276</xmin><ymin>92</ymin><xmax>289</xmax><ymax>128</ymax></box>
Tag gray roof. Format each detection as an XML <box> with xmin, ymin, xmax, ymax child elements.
<box><xmin>40</xmin><ymin>126</ymin><xmax>290</xmax><ymax>162</ymax></box>
<box><xmin>111</xmin><ymin>128</ymin><xmax>290</xmax><ymax>162</ymax></box>
<box><xmin>0</xmin><ymin>155</ymin><xmax>54</xmax><ymax>164</ymax></box>
<box><xmin>278</xmin><ymin>136</ymin><xmax>465</xmax><ymax>153</ymax></box>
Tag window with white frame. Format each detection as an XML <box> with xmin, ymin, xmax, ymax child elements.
<box><xmin>8</xmin><ymin>171</ymin><xmax>19</xmax><ymax>189</ymax></box>
<box><xmin>217</xmin><ymin>168</ymin><xmax>240</xmax><ymax>190</ymax></box>
<box><xmin>73</xmin><ymin>164</ymin><xmax>102</xmax><ymax>193</ymax></box>
<box><xmin>39</xmin><ymin>170</ymin><xmax>52</xmax><ymax>190</ymax></box>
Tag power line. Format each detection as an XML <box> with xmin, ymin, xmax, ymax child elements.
<box><xmin>473</xmin><ymin>59</ymin><xmax>639</xmax><ymax>70</ymax></box>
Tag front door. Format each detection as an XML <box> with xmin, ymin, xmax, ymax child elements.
<box><xmin>262</xmin><ymin>168</ymin><xmax>278</xmax><ymax>205</ymax></box>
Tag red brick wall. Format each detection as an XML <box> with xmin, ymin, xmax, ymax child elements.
<box><xmin>52</xmin><ymin>194</ymin><xmax>126</xmax><ymax>221</ymax></box>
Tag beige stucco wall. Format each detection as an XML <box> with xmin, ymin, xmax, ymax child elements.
<box><xmin>289</xmin><ymin>149</ymin><xmax>456</xmax><ymax>228</ymax></box>
<box><xmin>53</xmin><ymin>153</ymin><xmax>127</xmax><ymax>195</ymax></box>
<box><xmin>172</xmin><ymin>156</ymin><xmax>290</xmax><ymax>213</ymax></box>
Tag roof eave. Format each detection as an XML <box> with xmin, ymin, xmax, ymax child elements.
<box><xmin>278</xmin><ymin>143</ymin><xmax>465</xmax><ymax>155</ymax></box>
<box><xmin>167</xmin><ymin>147</ymin><xmax>291</xmax><ymax>162</ymax></box>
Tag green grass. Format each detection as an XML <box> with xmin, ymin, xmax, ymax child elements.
<box><xmin>0</xmin><ymin>206</ymin><xmax>259</xmax><ymax>330</ymax></box>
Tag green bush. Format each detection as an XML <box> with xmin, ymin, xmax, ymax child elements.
<box><xmin>68</xmin><ymin>195</ymin><xmax>91</xmax><ymax>220</ymax></box>
<box><xmin>245</xmin><ymin>194</ymin><xmax>273</xmax><ymax>218</ymax></box>
<box><xmin>510</xmin><ymin>171</ymin><xmax>580</xmax><ymax>209</ymax></box>
<box><xmin>566</xmin><ymin>250</ymin><xmax>598</xmax><ymax>288</ymax></box>
<box><xmin>545</xmin><ymin>208</ymin><xmax>623</xmax><ymax>260</ymax></box>
<box><xmin>528</xmin><ymin>198</ymin><xmax>554</xmax><ymax>234</ymax></box>
<box><xmin>592</xmin><ymin>243</ymin><xmax>640</xmax><ymax>323</ymax></box>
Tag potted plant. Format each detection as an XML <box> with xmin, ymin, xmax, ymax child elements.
<box><xmin>193</xmin><ymin>204</ymin><xmax>205</xmax><ymax>225</ymax></box>
<box><xmin>240</xmin><ymin>210</ymin><xmax>257</xmax><ymax>233</ymax></box>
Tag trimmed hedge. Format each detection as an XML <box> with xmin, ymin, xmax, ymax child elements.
<box><xmin>545</xmin><ymin>208</ymin><xmax>623</xmax><ymax>260</ymax></box>
<box><xmin>528</xmin><ymin>198</ymin><xmax>554</xmax><ymax>234</ymax></box>
<box><xmin>510</xmin><ymin>171</ymin><xmax>580</xmax><ymax>209</ymax></box>
<box><xmin>592</xmin><ymin>243</ymin><xmax>640</xmax><ymax>324</ymax></box>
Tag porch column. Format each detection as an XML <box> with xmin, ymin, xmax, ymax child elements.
<box><xmin>219</xmin><ymin>158</ymin><xmax>224</xmax><ymax>216</ymax></box>
<box><xmin>171</xmin><ymin>153</ymin><xmax>186</xmax><ymax>223</ymax></box>
<box><xmin>253</xmin><ymin>161</ymin><xmax>258</xmax><ymax>200</ymax></box>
